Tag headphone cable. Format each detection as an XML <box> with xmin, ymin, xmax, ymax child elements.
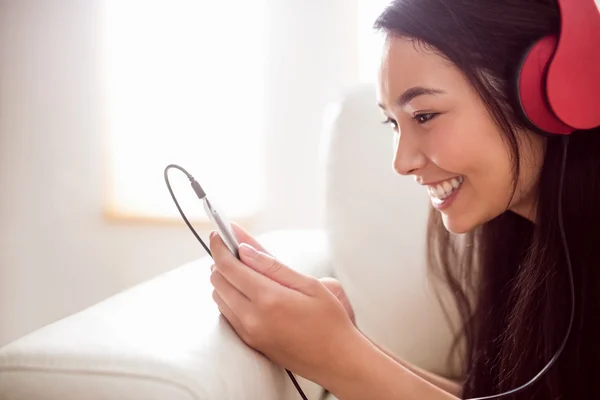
<box><xmin>466</xmin><ymin>135</ymin><xmax>574</xmax><ymax>399</ymax></box>
<box><xmin>164</xmin><ymin>164</ymin><xmax>309</xmax><ymax>400</ymax></box>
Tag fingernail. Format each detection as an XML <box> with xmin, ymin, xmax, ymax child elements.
<box><xmin>210</xmin><ymin>264</ymin><xmax>215</xmax><ymax>272</ymax></box>
<box><xmin>239</xmin><ymin>243</ymin><xmax>258</xmax><ymax>259</ymax></box>
<box><xmin>210</xmin><ymin>231</ymin><xmax>217</xmax><ymax>239</ymax></box>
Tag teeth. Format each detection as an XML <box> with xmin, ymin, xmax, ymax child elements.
<box><xmin>428</xmin><ymin>176</ymin><xmax>464</xmax><ymax>200</ymax></box>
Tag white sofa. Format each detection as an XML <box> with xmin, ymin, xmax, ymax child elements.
<box><xmin>0</xmin><ymin>84</ymin><xmax>461</xmax><ymax>399</ymax></box>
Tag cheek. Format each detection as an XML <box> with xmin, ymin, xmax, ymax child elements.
<box><xmin>421</xmin><ymin>110</ymin><xmax>493</xmax><ymax>173</ymax></box>
<box><xmin>425</xmin><ymin>124</ymin><xmax>517</xmax><ymax>231</ymax></box>
<box><xmin>423</xmin><ymin>125</ymin><xmax>493</xmax><ymax>176</ymax></box>
<box><xmin>477</xmin><ymin>150</ymin><xmax>516</xmax><ymax>204</ymax></box>
<box><xmin>438</xmin><ymin>150</ymin><xmax>514</xmax><ymax>234</ymax></box>
<box><xmin>465</xmin><ymin>135</ymin><xmax>516</xmax><ymax>215</ymax></box>
<box><xmin>510</xmin><ymin>133</ymin><xmax>546</xmax><ymax>212</ymax></box>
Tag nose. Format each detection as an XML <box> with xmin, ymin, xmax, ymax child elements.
<box><xmin>393</xmin><ymin>131</ymin><xmax>427</xmax><ymax>176</ymax></box>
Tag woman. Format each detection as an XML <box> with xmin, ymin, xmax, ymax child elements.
<box><xmin>208</xmin><ymin>0</ymin><xmax>600</xmax><ymax>398</ymax></box>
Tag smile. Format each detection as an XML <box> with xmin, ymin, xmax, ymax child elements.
<box><xmin>427</xmin><ymin>176</ymin><xmax>464</xmax><ymax>201</ymax></box>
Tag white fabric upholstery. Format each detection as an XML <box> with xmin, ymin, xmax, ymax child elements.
<box><xmin>0</xmin><ymin>230</ymin><xmax>331</xmax><ymax>400</ymax></box>
<box><xmin>0</xmin><ymin>83</ymin><xmax>461</xmax><ymax>399</ymax></box>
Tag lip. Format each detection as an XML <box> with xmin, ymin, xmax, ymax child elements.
<box><xmin>430</xmin><ymin>182</ymin><xmax>462</xmax><ymax>211</ymax></box>
<box><xmin>420</xmin><ymin>176</ymin><xmax>463</xmax><ymax>186</ymax></box>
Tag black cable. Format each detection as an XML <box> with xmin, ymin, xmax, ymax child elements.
<box><xmin>287</xmin><ymin>369</ymin><xmax>309</xmax><ymax>399</ymax></box>
<box><xmin>164</xmin><ymin>164</ymin><xmax>212</xmax><ymax>257</ymax></box>
<box><xmin>466</xmin><ymin>135</ymin><xmax>575</xmax><ymax>400</ymax></box>
<box><xmin>164</xmin><ymin>164</ymin><xmax>309</xmax><ymax>400</ymax></box>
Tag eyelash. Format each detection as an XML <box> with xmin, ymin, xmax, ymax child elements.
<box><xmin>381</xmin><ymin>117</ymin><xmax>398</xmax><ymax>129</ymax></box>
<box><xmin>381</xmin><ymin>113</ymin><xmax>439</xmax><ymax>128</ymax></box>
<box><xmin>414</xmin><ymin>113</ymin><xmax>438</xmax><ymax>124</ymax></box>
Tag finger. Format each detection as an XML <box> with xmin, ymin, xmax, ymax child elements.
<box><xmin>210</xmin><ymin>268</ymin><xmax>252</xmax><ymax>315</ymax></box>
<box><xmin>210</xmin><ymin>231</ymin><xmax>272</xmax><ymax>299</ymax></box>
<box><xmin>238</xmin><ymin>243</ymin><xmax>316</xmax><ymax>293</ymax></box>
<box><xmin>230</xmin><ymin>222</ymin><xmax>271</xmax><ymax>256</ymax></box>
<box><xmin>212</xmin><ymin>290</ymin><xmax>246</xmax><ymax>336</ymax></box>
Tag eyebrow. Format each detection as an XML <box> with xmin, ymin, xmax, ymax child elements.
<box><xmin>378</xmin><ymin>86</ymin><xmax>446</xmax><ymax>109</ymax></box>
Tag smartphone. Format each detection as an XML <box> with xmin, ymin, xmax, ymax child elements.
<box><xmin>202</xmin><ymin>197</ymin><xmax>240</xmax><ymax>259</ymax></box>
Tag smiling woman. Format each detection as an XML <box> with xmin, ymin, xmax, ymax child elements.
<box><xmin>373</xmin><ymin>1</ymin><xmax>600</xmax><ymax>399</ymax></box>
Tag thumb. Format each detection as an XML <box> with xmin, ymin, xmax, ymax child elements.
<box><xmin>238</xmin><ymin>243</ymin><xmax>313</xmax><ymax>292</ymax></box>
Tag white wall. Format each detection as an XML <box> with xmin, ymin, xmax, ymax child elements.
<box><xmin>0</xmin><ymin>0</ymin><xmax>360</xmax><ymax>347</ymax></box>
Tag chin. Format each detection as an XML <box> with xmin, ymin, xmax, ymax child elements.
<box><xmin>440</xmin><ymin>211</ymin><xmax>478</xmax><ymax>234</ymax></box>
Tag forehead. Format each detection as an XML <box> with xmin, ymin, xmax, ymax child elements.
<box><xmin>377</xmin><ymin>36</ymin><xmax>466</xmax><ymax>105</ymax></box>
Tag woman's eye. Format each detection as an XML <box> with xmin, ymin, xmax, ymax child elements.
<box><xmin>414</xmin><ymin>113</ymin><xmax>438</xmax><ymax>124</ymax></box>
<box><xmin>381</xmin><ymin>117</ymin><xmax>398</xmax><ymax>130</ymax></box>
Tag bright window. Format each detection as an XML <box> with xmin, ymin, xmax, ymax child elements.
<box><xmin>100</xmin><ymin>0</ymin><xmax>267</xmax><ymax>222</ymax></box>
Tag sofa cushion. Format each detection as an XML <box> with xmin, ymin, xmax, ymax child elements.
<box><xmin>0</xmin><ymin>230</ymin><xmax>331</xmax><ymax>400</ymax></box>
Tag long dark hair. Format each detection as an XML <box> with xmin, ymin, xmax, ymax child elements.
<box><xmin>375</xmin><ymin>1</ymin><xmax>600</xmax><ymax>398</ymax></box>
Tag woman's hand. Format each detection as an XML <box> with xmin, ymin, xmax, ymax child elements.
<box><xmin>209</xmin><ymin>223</ymin><xmax>361</xmax><ymax>385</ymax></box>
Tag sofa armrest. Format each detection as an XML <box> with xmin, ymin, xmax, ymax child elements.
<box><xmin>0</xmin><ymin>229</ymin><xmax>332</xmax><ymax>400</ymax></box>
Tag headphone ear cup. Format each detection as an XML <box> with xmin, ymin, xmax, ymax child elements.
<box><xmin>546</xmin><ymin>0</ymin><xmax>600</xmax><ymax>130</ymax></box>
<box><xmin>516</xmin><ymin>35</ymin><xmax>574</xmax><ymax>135</ymax></box>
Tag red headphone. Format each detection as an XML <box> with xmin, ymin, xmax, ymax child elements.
<box><xmin>517</xmin><ymin>0</ymin><xmax>600</xmax><ymax>135</ymax></box>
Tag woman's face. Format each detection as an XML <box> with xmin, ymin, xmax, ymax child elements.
<box><xmin>377</xmin><ymin>35</ymin><xmax>546</xmax><ymax>233</ymax></box>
